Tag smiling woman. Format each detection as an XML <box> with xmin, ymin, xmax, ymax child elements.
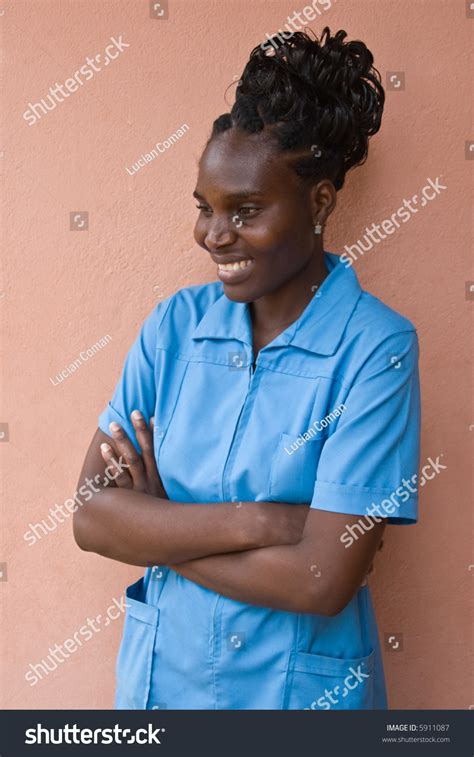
<box><xmin>74</xmin><ymin>27</ymin><xmax>420</xmax><ymax>711</ymax></box>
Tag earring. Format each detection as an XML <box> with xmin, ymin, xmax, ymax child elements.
<box><xmin>313</xmin><ymin>221</ymin><xmax>322</xmax><ymax>235</ymax></box>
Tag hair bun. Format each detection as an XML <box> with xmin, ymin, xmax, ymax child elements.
<box><xmin>211</xmin><ymin>28</ymin><xmax>385</xmax><ymax>191</ymax></box>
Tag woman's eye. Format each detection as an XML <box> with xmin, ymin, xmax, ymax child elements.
<box><xmin>194</xmin><ymin>204</ymin><xmax>259</xmax><ymax>217</ymax></box>
<box><xmin>238</xmin><ymin>206</ymin><xmax>259</xmax><ymax>216</ymax></box>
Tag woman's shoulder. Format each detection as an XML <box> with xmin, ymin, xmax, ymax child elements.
<box><xmin>141</xmin><ymin>280</ymin><xmax>224</xmax><ymax>345</ymax></box>
<box><xmin>335</xmin><ymin>288</ymin><xmax>420</xmax><ymax>378</ymax></box>
<box><xmin>352</xmin><ymin>288</ymin><xmax>418</xmax><ymax>343</ymax></box>
<box><xmin>162</xmin><ymin>280</ymin><xmax>223</xmax><ymax>324</ymax></box>
<box><xmin>168</xmin><ymin>280</ymin><xmax>224</xmax><ymax>313</ymax></box>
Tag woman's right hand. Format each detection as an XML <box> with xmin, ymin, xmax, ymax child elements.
<box><xmin>100</xmin><ymin>417</ymin><xmax>307</xmax><ymax>547</ymax></box>
<box><xmin>100</xmin><ymin>411</ymin><xmax>169</xmax><ymax>499</ymax></box>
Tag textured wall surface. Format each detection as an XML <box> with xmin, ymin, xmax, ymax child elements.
<box><xmin>2</xmin><ymin>0</ymin><xmax>472</xmax><ymax>709</ymax></box>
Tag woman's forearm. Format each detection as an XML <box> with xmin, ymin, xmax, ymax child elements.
<box><xmin>170</xmin><ymin>510</ymin><xmax>385</xmax><ymax>616</ymax></box>
<box><xmin>169</xmin><ymin>543</ymin><xmax>320</xmax><ymax>614</ymax></box>
<box><xmin>73</xmin><ymin>488</ymin><xmax>269</xmax><ymax>565</ymax></box>
<box><xmin>73</xmin><ymin>489</ymin><xmax>305</xmax><ymax>566</ymax></box>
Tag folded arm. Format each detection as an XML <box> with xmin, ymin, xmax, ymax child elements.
<box><xmin>170</xmin><ymin>508</ymin><xmax>385</xmax><ymax>616</ymax></box>
<box><xmin>75</xmin><ymin>416</ymin><xmax>385</xmax><ymax>614</ymax></box>
<box><xmin>73</xmin><ymin>423</ymin><xmax>307</xmax><ymax>566</ymax></box>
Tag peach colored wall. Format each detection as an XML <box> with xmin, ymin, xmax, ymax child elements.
<box><xmin>2</xmin><ymin>0</ymin><xmax>472</xmax><ymax>709</ymax></box>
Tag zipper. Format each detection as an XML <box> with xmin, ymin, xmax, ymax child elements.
<box><xmin>220</xmin><ymin>350</ymin><xmax>257</xmax><ymax>500</ymax></box>
<box><xmin>213</xmin><ymin>351</ymin><xmax>260</xmax><ymax>704</ymax></box>
<box><xmin>249</xmin><ymin>348</ymin><xmax>258</xmax><ymax>377</ymax></box>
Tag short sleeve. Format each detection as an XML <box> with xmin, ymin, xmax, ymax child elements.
<box><xmin>311</xmin><ymin>330</ymin><xmax>421</xmax><ymax>524</ymax></box>
<box><xmin>98</xmin><ymin>298</ymin><xmax>172</xmax><ymax>453</ymax></box>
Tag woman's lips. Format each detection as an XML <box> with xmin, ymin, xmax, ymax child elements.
<box><xmin>216</xmin><ymin>258</ymin><xmax>255</xmax><ymax>284</ymax></box>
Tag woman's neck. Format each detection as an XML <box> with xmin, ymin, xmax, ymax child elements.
<box><xmin>249</xmin><ymin>250</ymin><xmax>328</xmax><ymax>335</ymax></box>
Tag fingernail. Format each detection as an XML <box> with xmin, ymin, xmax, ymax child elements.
<box><xmin>131</xmin><ymin>410</ymin><xmax>142</xmax><ymax>421</ymax></box>
<box><xmin>100</xmin><ymin>443</ymin><xmax>112</xmax><ymax>454</ymax></box>
<box><xmin>109</xmin><ymin>422</ymin><xmax>121</xmax><ymax>433</ymax></box>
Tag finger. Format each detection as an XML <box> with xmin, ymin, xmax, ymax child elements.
<box><xmin>130</xmin><ymin>410</ymin><xmax>161</xmax><ymax>484</ymax></box>
<box><xmin>100</xmin><ymin>443</ymin><xmax>133</xmax><ymax>489</ymax></box>
<box><xmin>108</xmin><ymin>421</ymin><xmax>147</xmax><ymax>491</ymax></box>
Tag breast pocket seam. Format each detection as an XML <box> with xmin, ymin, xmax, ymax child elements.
<box><xmin>154</xmin><ymin>359</ymin><xmax>191</xmax><ymax>470</ymax></box>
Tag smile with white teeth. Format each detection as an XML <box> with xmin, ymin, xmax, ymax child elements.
<box><xmin>218</xmin><ymin>260</ymin><xmax>252</xmax><ymax>271</ymax></box>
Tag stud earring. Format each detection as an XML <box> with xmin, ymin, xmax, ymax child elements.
<box><xmin>313</xmin><ymin>221</ymin><xmax>322</xmax><ymax>235</ymax></box>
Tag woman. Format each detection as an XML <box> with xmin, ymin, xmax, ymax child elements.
<box><xmin>74</xmin><ymin>28</ymin><xmax>420</xmax><ymax>710</ymax></box>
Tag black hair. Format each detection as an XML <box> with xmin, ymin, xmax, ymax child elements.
<box><xmin>208</xmin><ymin>28</ymin><xmax>385</xmax><ymax>191</ymax></box>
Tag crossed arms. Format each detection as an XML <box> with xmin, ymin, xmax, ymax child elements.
<box><xmin>73</xmin><ymin>413</ymin><xmax>385</xmax><ymax>616</ymax></box>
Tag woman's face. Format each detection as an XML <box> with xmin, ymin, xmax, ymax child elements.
<box><xmin>193</xmin><ymin>128</ymin><xmax>330</xmax><ymax>303</ymax></box>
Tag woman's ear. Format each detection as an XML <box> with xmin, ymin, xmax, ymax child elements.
<box><xmin>310</xmin><ymin>179</ymin><xmax>337</xmax><ymax>227</ymax></box>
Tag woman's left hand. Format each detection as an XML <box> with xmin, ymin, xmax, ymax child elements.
<box><xmin>100</xmin><ymin>410</ymin><xmax>168</xmax><ymax>498</ymax></box>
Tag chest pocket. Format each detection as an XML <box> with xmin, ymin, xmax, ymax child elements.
<box><xmin>269</xmin><ymin>431</ymin><xmax>325</xmax><ymax>504</ymax></box>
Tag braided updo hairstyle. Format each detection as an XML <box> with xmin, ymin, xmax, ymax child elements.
<box><xmin>208</xmin><ymin>28</ymin><xmax>385</xmax><ymax>192</ymax></box>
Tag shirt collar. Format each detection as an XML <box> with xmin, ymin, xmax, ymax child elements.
<box><xmin>191</xmin><ymin>252</ymin><xmax>362</xmax><ymax>356</ymax></box>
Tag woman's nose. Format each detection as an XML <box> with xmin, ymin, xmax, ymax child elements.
<box><xmin>205</xmin><ymin>216</ymin><xmax>237</xmax><ymax>250</ymax></box>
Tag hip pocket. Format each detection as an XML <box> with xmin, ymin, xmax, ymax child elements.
<box><xmin>269</xmin><ymin>431</ymin><xmax>325</xmax><ymax>503</ymax></box>
<box><xmin>115</xmin><ymin>576</ymin><xmax>160</xmax><ymax>710</ymax></box>
<box><xmin>282</xmin><ymin>649</ymin><xmax>375</xmax><ymax>710</ymax></box>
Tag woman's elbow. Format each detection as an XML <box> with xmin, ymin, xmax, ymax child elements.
<box><xmin>72</xmin><ymin>499</ymin><xmax>100</xmax><ymax>552</ymax></box>
<box><xmin>302</xmin><ymin>581</ymin><xmax>354</xmax><ymax>617</ymax></box>
<box><xmin>73</xmin><ymin>513</ymin><xmax>91</xmax><ymax>551</ymax></box>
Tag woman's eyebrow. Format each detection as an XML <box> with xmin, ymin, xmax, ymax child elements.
<box><xmin>193</xmin><ymin>189</ymin><xmax>265</xmax><ymax>200</ymax></box>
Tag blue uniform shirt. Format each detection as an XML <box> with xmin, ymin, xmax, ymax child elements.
<box><xmin>98</xmin><ymin>252</ymin><xmax>421</xmax><ymax>710</ymax></box>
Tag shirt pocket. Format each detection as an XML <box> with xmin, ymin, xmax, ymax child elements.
<box><xmin>282</xmin><ymin>648</ymin><xmax>375</xmax><ymax>710</ymax></box>
<box><xmin>115</xmin><ymin>577</ymin><xmax>160</xmax><ymax>710</ymax></box>
<box><xmin>269</xmin><ymin>431</ymin><xmax>325</xmax><ymax>503</ymax></box>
